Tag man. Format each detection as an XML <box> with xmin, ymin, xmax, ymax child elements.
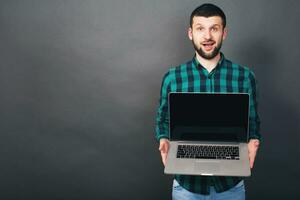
<box><xmin>155</xmin><ymin>3</ymin><xmax>261</xmax><ymax>200</ymax></box>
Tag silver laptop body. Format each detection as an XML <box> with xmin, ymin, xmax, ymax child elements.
<box><xmin>164</xmin><ymin>93</ymin><xmax>251</xmax><ymax>177</ymax></box>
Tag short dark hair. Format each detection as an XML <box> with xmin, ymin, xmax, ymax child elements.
<box><xmin>190</xmin><ymin>3</ymin><xmax>226</xmax><ymax>28</ymax></box>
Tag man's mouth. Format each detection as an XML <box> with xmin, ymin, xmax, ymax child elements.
<box><xmin>202</xmin><ymin>41</ymin><xmax>215</xmax><ymax>51</ymax></box>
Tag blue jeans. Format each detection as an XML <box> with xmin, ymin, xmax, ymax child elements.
<box><xmin>172</xmin><ymin>179</ymin><xmax>245</xmax><ymax>200</ymax></box>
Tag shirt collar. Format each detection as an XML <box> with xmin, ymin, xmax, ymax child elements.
<box><xmin>192</xmin><ymin>52</ymin><xmax>226</xmax><ymax>71</ymax></box>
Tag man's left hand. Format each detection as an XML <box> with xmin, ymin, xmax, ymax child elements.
<box><xmin>248</xmin><ymin>139</ymin><xmax>260</xmax><ymax>169</ymax></box>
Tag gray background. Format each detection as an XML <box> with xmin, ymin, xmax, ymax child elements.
<box><xmin>0</xmin><ymin>0</ymin><xmax>299</xmax><ymax>199</ymax></box>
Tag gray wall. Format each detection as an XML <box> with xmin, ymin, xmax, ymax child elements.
<box><xmin>0</xmin><ymin>0</ymin><xmax>299</xmax><ymax>199</ymax></box>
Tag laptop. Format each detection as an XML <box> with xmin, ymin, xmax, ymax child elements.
<box><xmin>164</xmin><ymin>93</ymin><xmax>251</xmax><ymax>177</ymax></box>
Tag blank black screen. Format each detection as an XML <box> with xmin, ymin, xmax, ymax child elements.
<box><xmin>169</xmin><ymin>93</ymin><xmax>249</xmax><ymax>142</ymax></box>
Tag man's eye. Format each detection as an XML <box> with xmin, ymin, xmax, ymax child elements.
<box><xmin>211</xmin><ymin>27</ymin><xmax>218</xmax><ymax>32</ymax></box>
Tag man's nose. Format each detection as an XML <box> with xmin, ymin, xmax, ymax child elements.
<box><xmin>203</xmin><ymin>30</ymin><xmax>212</xmax><ymax>40</ymax></box>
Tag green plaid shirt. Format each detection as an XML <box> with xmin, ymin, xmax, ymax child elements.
<box><xmin>155</xmin><ymin>53</ymin><xmax>261</xmax><ymax>194</ymax></box>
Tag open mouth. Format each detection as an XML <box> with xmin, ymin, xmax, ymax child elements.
<box><xmin>202</xmin><ymin>41</ymin><xmax>215</xmax><ymax>51</ymax></box>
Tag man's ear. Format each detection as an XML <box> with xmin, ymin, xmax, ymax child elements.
<box><xmin>188</xmin><ymin>27</ymin><xmax>193</xmax><ymax>41</ymax></box>
<box><xmin>222</xmin><ymin>27</ymin><xmax>228</xmax><ymax>41</ymax></box>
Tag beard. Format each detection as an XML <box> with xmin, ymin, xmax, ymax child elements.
<box><xmin>192</xmin><ymin>39</ymin><xmax>223</xmax><ymax>60</ymax></box>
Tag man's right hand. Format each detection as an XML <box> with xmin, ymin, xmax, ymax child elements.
<box><xmin>159</xmin><ymin>138</ymin><xmax>170</xmax><ymax>166</ymax></box>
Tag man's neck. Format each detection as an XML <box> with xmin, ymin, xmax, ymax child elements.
<box><xmin>196</xmin><ymin>52</ymin><xmax>221</xmax><ymax>73</ymax></box>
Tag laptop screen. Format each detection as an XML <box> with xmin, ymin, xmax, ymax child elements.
<box><xmin>169</xmin><ymin>93</ymin><xmax>249</xmax><ymax>142</ymax></box>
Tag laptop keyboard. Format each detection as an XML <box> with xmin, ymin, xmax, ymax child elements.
<box><xmin>177</xmin><ymin>145</ymin><xmax>240</xmax><ymax>160</ymax></box>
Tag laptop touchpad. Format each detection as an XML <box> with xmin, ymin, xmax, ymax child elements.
<box><xmin>194</xmin><ymin>161</ymin><xmax>220</xmax><ymax>173</ymax></box>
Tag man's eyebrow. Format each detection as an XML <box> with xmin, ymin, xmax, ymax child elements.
<box><xmin>194</xmin><ymin>23</ymin><xmax>221</xmax><ymax>27</ymax></box>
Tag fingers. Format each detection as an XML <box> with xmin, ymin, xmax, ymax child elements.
<box><xmin>159</xmin><ymin>139</ymin><xmax>169</xmax><ymax>166</ymax></box>
<box><xmin>248</xmin><ymin>140</ymin><xmax>259</xmax><ymax>169</ymax></box>
<box><xmin>249</xmin><ymin>156</ymin><xmax>254</xmax><ymax>169</ymax></box>
<box><xmin>250</xmin><ymin>155</ymin><xmax>256</xmax><ymax>169</ymax></box>
<box><xmin>161</xmin><ymin>152</ymin><xmax>167</xmax><ymax>166</ymax></box>
<box><xmin>249</xmin><ymin>150</ymin><xmax>256</xmax><ymax>169</ymax></box>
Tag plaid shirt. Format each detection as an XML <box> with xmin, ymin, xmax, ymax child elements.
<box><xmin>155</xmin><ymin>53</ymin><xmax>261</xmax><ymax>194</ymax></box>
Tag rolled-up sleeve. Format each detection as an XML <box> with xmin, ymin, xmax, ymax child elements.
<box><xmin>155</xmin><ymin>71</ymin><xmax>171</xmax><ymax>141</ymax></box>
<box><xmin>248</xmin><ymin>70</ymin><xmax>262</xmax><ymax>141</ymax></box>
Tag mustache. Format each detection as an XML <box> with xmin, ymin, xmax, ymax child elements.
<box><xmin>202</xmin><ymin>40</ymin><xmax>215</xmax><ymax>43</ymax></box>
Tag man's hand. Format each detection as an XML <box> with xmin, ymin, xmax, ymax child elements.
<box><xmin>159</xmin><ymin>138</ymin><xmax>170</xmax><ymax>166</ymax></box>
<box><xmin>248</xmin><ymin>139</ymin><xmax>260</xmax><ymax>169</ymax></box>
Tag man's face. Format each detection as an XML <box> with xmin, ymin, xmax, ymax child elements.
<box><xmin>188</xmin><ymin>16</ymin><xmax>227</xmax><ymax>60</ymax></box>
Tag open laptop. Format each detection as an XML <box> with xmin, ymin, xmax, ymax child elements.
<box><xmin>164</xmin><ymin>93</ymin><xmax>251</xmax><ymax>177</ymax></box>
